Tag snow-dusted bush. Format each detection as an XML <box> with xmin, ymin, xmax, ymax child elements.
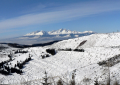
<box><xmin>98</xmin><ymin>54</ymin><xmax>120</xmax><ymax>67</ymax></box>
<box><xmin>0</xmin><ymin>60</ymin><xmax>9</xmax><ymax>68</ymax></box>
<box><xmin>10</xmin><ymin>67</ymin><xmax>23</xmax><ymax>74</ymax></box>
<box><xmin>0</xmin><ymin>68</ymin><xmax>10</xmax><ymax>75</ymax></box>
<box><xmin>0</xmin><ymin>54</ymin><xmax>32</xmax><ymax>75</ymax></box>
<box><xmin>41</xmin><ymin>71</ymin><xmax>51</xmax><ymax>85</ymax></box>
<box><xmin>73</xmin><ymin>49</ymin><xmax>84</xmax><ymax>52</ymax></box>
<box><xmin>8</xmin><ymin>54</ymin><xmax>13</xmax><ymax>61</ymax></box>
<box><xmin>46</xmin><ymin>49</ymin><xmax>56</xmax><ymax>55</ymax></box>
<box><xmin>57</xmin><ymin>79</ymin><xmax>63</xmax><ymax>85</ymax></box>
<box><xmin>58</xmin><ymin>48</ymin><xmax>72</xmax><ymax>51</ymax></box>
<box><xmin>41</xmin><ymin>54</ymin><xmax>50</xmax><ymax>59</ymax></box>
<box><xmin>94</xmin><ymin>79</ymin><xmax>99</xmax><ymax>85</ymax></box>
<box><xmin>17</xmin><ymin>56</ymin><xmax>32</xmax><ymax>69</ymax></box>
<box><xmin>14</xmin><ymin>50</ymin><xmax>28</xmax><ymax>54</ymax></box>
<box><xmin>65</xmin><ymin>48</ymin><xmax>72</xmax><ymax>51</ymax></box>
<box><xmin>113</xmin><ymin>81</ymin><xmax>119</xmax><ymax>85</ymax></box>
<box><xmin>98</xmin><ymin>60</ymin><xmax>107</xmax><ymax>66</ymax></box>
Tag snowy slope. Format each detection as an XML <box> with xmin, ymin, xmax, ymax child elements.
<box><xmin>1</xmin><ymin>32</ymin><xmax>120</xmax><ymax>85</ymax></box>
<box><xmin>48</xmin><ymin>33</ymin><xmax>120</xmax><ymax>49</ymax></box>
<box><xmin>0</xmin><ymin>44</ymin><xmax>20</xmax><ymax>63</ymax></box>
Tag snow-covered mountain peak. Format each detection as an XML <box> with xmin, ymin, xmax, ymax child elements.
<box><xmin>36</xmin><ymin>31</ymin><xmax>48</xmax><ymax>35</ymax></box>
<box><xmin>83</xmin><ymin>31</ymin><xmax>94</xmax><ymax>33</ymax></box>
<box><xmin>49</xmin><ymin>29</ymin><xmax>95</xmax><ymax>35</ymax></box>
<box><xmin>58</xmin><ymin>28</ymin><xmax>70</xmax><ymax>32</ymax></box>
<box><xmin>25</xmin><ymin>30</ymin><xmax>48</xmax><ymax>36</ymax></box>
<box><xmin>49</xmin><ymin>29</ymin><xmax>80</xmax><ymax>35</ymax></box>
<box><xmin>25</xmin><ymin>29</ymin><xmax>95</xmax><ymax>36</ymax></box>
<box><xmin>48</xmin><ymin>28</ymin><xmax>73</xmax><ymax>35</ymax></box>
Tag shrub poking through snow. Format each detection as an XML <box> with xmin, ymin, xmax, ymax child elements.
<box><xmin>58</xmin><ymin>48</ymin><xmax>72</xmax><ymax>51</ymax></box>
<box><xmin>65</xmin><ymin>48</ymin><xmax>72</xmax><ymax>51</ymax></box>
<box><xmin>46</xmin><ymin>49</ymin><xmax>56</xmax><ymax>55</ymax></box>
<box><xmin>0</xmin><ymin>68</ymin><xmax>10</xmax><ymax>75</ymax></box>
<box><xmin>94</xmin><ymin>79</ymin><xmax>99</xmax><ymax>85</ymax></box>
<box><xmin>14</xmin><ymin>50</ymin><xmax>28</xmax><ymax>54</ymax></box>
<box><xmin>10</xmin><ymin>67</ymin><xmax>23</xmax><ymax>74</ymax></box>
<box><xmin>17</xmin><ymin>56</ymin><xmax>32</xmax><ymax>69</ymax></box>
<box><xmin>8</xmin><ymin>54</ymin><xmax>13</xmax><ymax>61</ymax></box>
<box><xmin>0</xmin><ymin>63</ymin><xmax>23</xmax><ymax>75</ymax></box>
<box><xmin>98</xmin><ymin>54</ymin><xmax>120</xmax><ymax>67</ymax></box>
<box><xmin>41</xmin><ymin>71</ymin><xmax>51</xmax><ymax>85</ymax></box>
<box><xmin>113</xmin><ymin>80</ymin><xmax>119</xmax><ymax>85</ymax></box>
<box><xmin>57</xmin><ymin>79</ymin><xmax>63</xmax><ymax>85</ymax></box>
<box><xmin>73</xmin><ymin>49</ymin><xmax>84</xmax><ymax>52</ymax></box>
<box><xmin>41</xmin><ymin>54</ymin><xmax>50</xmax><ymax>59</ymax></box>
<box><xmin>0</xmin><ymin>54</ymin><xmax>32</xmax><ymax>75</ymax></box>
<box><xmin>0</xmin><ymin>60</ymin><xmax>9</xmax><ymax>69</ymax></box>
<box><xmin>69</xmin><ymin>70</ymin><xmax>76</xmax><ymax>85</ymax></box>
<box><xmin>98</xmin><ymin>60</ymin><xmax>107</xmax><ymax>66</ymax></box>
<box><xmin>58</xmin><ymin>48</ymin><xmax>84</xmax><ymax>52</ymax></box>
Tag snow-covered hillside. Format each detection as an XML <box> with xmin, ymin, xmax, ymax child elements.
<box><xmin>49</xmin><ymin>33</ymin><xmax>120</xmax><ymax>49</ymax></box>
<box><xmin>0</xmin><ymin>32</ymin><xmax>120</xmax><ymax>85</ymax></box>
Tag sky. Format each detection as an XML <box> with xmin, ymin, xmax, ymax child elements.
<box><xmin>0</xmin><ymin>0</ymin><xmax>120</xmax><ymax>39</ymax></box>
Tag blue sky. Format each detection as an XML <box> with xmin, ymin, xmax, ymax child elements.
<box><xmin>0</xmin><ymin>0</ymin><xmax>120</xmax><ymax>39</ymax></box>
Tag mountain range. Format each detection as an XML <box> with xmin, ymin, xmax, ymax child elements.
<box><xmin>25</xmin><ymin>28</ymin><xmax>93</xmax><ymax>36</ymax></box>
<box><xmin>1</xmin><ymin>29</ymin><xmax>95</xmax><ymax>44</ymax></box>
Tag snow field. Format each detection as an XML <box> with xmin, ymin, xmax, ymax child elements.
<box><xmin>1</xmin><ymin>33</ymin><xmax>120</xmax><ymax>84</ymax></box>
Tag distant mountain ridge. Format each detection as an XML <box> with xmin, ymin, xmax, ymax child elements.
<box><xmin>25</xmin><ymin>28</ymin><xmax>94</xmax><ymax>36</ymax></box>
<box><xmin>25</xmin><ymin>31</ymin><xmax>49</xmax><ymax>36</ymax></box>
<box><xmin>1</xmin><ymin>29</ymin><xmax>95</xmax><ymax>44</ymax></box>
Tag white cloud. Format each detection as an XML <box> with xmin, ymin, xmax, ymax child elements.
<box><xmin>0</xmin><ymin>0</ymin><xmax>120</xmax><ymax>29</ymax></box>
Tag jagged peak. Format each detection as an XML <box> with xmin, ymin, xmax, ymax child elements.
<box><xmin>49</xmin><ymin>28</ymin><xmax>78</xmax><ymax>35</ymax></box>
<box><xmin>25</xmin><ymin>30</ymin><xmax>48</xmax><ymax>36</ymax></box>
<box><xmin>25</xmin><ymin>28</ymin><xmax>95</xmax><ymax>36</ymax></box>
